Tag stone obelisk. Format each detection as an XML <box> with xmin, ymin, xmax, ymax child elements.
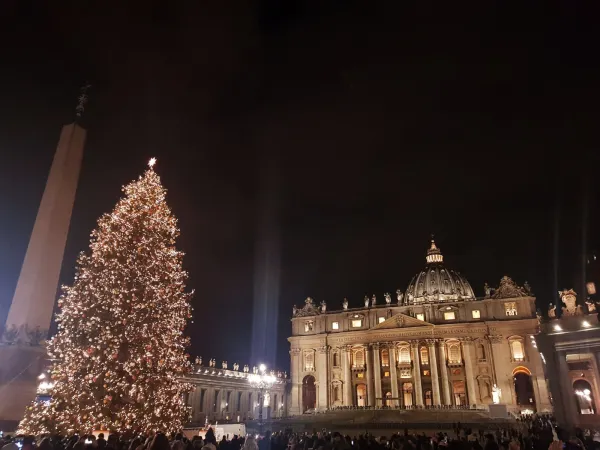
<box><xmin>0</xmin><ymin>85</ymin><xmax>89</xmax><ymax>429</ymax></box>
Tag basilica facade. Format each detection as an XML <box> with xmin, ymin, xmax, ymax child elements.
<box><xmin>288</xmin><ymin>240</ymin><xmax>551</xmax><ymax>415</ymax></box>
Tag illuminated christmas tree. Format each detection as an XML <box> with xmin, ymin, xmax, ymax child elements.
<box><xmin>18</xmin><ymin>159</ymin><xmax>193</xmax><ymax>434</ymax></box>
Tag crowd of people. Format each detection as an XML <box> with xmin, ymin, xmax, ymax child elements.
<box><xmin>1</xmin><ymin>415</ymin><xmax>599</xmax><ymax>450</ymax></box>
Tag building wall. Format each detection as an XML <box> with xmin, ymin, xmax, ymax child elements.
<box><xmin>289</xmin><ymin>296</ymin><xmax>551</xmax><ymax>415</ymax></box>
<box><xmin>184</xmin><ymin>366</ymin><xmax>289</xmax><ymax>426</ymax></box>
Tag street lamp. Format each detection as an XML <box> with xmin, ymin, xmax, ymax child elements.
<box><xmin>248</xmin><ymin>364</ymin><xmax>276</xmax><ymax>435</ymax></box>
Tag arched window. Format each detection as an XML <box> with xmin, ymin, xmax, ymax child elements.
<box><xmin>476</xmin><ymin>342</ymin><xmax>486</xmax><ymax>361</ymax></box>
<box><xmin>510</xmin><ymin>340</ymin><xmax>525</xmax><ymax>361</ymax></box>
<box><xmin>353</xmin><ymin>348</ymin><xmax>365</xmax><ymax>367</ymax></box>
<box><xmin>420</xmin><ymin>347</ymin><xmax>429</xmax><ymax>365</ymax></box>
<box><xmin>398</xmin><ymin>345</ymin><xmax>411</xmax><ymax>364</ymax></box>
<box><xmin>448</xmin><ymin>343</ymin><xmax>461</xmax><ymax>363</ymax></box>
<box><xmin>381</xmin><ymin>348</ymin><xmax>390</xmax><ymax>367</ymax></box>
<box><xmin>332</xmin><ymin>352</ymin><xmax>340</xmax><ymax>367</ymax></box>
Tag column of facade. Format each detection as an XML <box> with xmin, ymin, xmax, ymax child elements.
<box><xmin>317</xmin><ymin>345</ymin><xmax>329</xmax><ymax>410</ymax></box>
<box><xmin>388</xmin><ymin>344</ymin><xmax>399</xmax><ymax>407</ymax></box>
<box><xmin>366</xmin><ymin>343</ymin><xmax>375</xmax><ymax>406</ymax></box>
<box><xmin>343</xmin><ymin>345</ymin><xmax>353</xmax><ymax>406</ymax></box>
<box><xmin>437</xmin><ymin>340</ymin><xmax>452</xmax><ymax>405</ymax></box>
<box><xmin>558</xmin><ymin>350</ymin><xmax>579</xmax><ymax>422</ymax></box>
<box><xmin>373</xmin><ymin>343</ymin><xmax>383</xmax><ymax>406</ymax></box>
<box><xmin>411</xmin><ymin>341</ymin><xmax>424</xmax><ymax>406</ymax></box>
<box><xmin>487</xmin><ymin>335</ymin><xmax>512</xmax><ymax>405</ymax></box>
<box><xmin>427</xmin><ymin>339</ymin><xmax>441</xmax><ymax>405</ymax></box>
<box><xmin>289</xmin><ymin>348</ymin><xmax>301</xmax><ymax>415</ymax></box>
<box><xmin>461</xmin><ymin>338</ymin><xmax>478</xmax><ymax>406</ymax></box>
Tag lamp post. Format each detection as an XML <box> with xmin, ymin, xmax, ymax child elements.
<box><xmin>248</xmin><ymin>364</ymin><xmax>276</xmax><ymax>436</ymax></box>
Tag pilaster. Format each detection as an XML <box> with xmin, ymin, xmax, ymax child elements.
<box><xmin>289</xmin><ymin>347</ymin><xmax>301</xmax><ymax>415</ymax></box>
<box><xmin>366</xmin><ymin>343</ymin><xmax>375</xmax><ymax>406</ymax></box>
<box><xmin>317</xmin><ymin>345</ymin><xmax>329</xmax><ymax>410</ymax></box>
<box><xmin>343</xmin><ymin>345</ymin><xmax>353</xmax><ymax>406</ymax></box>
<box><xmin>373</xmin><ymin>343</ymin><xmax>383</xmax><ymax>405</ymax></box>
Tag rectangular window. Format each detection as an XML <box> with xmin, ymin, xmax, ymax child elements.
<box><xmin>384</xmin><ymin>371</ymin><xmax>390</xmax><ymax>377</ymax></box>
<box><xmin>357</xmin><ymin>372</ymin><xmax>364</xmax><ymax>379</ymax></box>
<box><xmin>332</xmin><ymin>321</ymin><xmax>339</xmax><ymax>330</ymax></box>
<box><xmin>351</xmin><ymin>319</ymin><xmax>362</xmax><ymax>328</ymax></box>
<box><xmin>378</xmin><ymin>317</ymin><xmax>385</xmax><ymax>324</ymax></box>
<box><xmin>444</xmin><ymin>311</ymin><xmax>456</xmax><ymax>320</ymax></box>
<box><xmin>416</xmin><ymin>313</ymin><xmax>425</xmax><ymax>321</ymax></box>
<box><xmin>304</xmin><ymin>321</ymin><xmax>314</xmax><ymax>332</ymax></box>
<box><xmin>472</xmin><ymin>310</ymin><xmax>481</xmax><ymax>319</ymax></box>
<box><xmin>423</xmin><ymin>370</ymin><xmax>431</xmax><ymax>376</ymax></box>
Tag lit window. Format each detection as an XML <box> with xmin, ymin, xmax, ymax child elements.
<box><xmin>304</xmin><ymin>321</ymin><xmax>314</xmax><ymax>332</ymax></box>
<box><xmin>472</xmin><ymin>310</ymin><xmax>481</xmax><ymax>319</ymax></box>
<box><xmin>420</xmin><ymin>347</ymin><xmax>429</xmax><ymax>365</ymax></box>
<box><xmin>384</xmin><ymin>371</ymin><xmax>390</xmax><ymax>377</ymax></box>
<box><xmin>504</xmin><ymin>302</ymin><xmax>517</xmax><ymax>316</ymax></box>
<box><xmin>351</xmin><ymin>319</ymin><xmax>362</xmax><ymax>328</ymax></box>
<box><xmin>353</xmin><ymin>349</ymin><xmax>365</xmax><ymax>367</ymax></box>
<box><xmin>304</xmin><ymin>352</ymin><xmax>315</xmax><ymax>371</ymax></box>
<box><xmin>357</xmin><ymin>373</ymin><xmax>364</xmax><ymax>379</ymax></box>
<box><xmin>398</xmin><ymin>346</ymin><xmax>411</xmax><ymax>364</ymax></box>
<box><xmin>381</xmin><ymin>348</ymin><xmax>390</xmax><ymax>367</ymax></box>
<box><xmin>448</xmin><ymin>343</ymin><xmax>461</xmax><ymax>363</ymax></box>
<box><xmin>423</xmin><ymin>370</ymin><xmax>431</xmax><ymax>376</ymax></box>
<box><xmin>444</xmin><ymin>311</ymin><xmax>456</xmax><ymax>320</ymax></box>
<box><xmin>378</xmin><ymin>317</ymin><xmax>385</xmax><ymax>324</ymax></box>
<box><xmin>332</xmin><ymin>321</ymin><xmax>339</xmax><ymax>330</ymax></box>
<box><xmin>510</xmin><ymin>340</ymin><xmax>525</xmax><ymax>361</ymax></box>
<box><xmin>416</xmin><ymin>313</ymin><xmax>425</xmax><ymax>321</ymax></box>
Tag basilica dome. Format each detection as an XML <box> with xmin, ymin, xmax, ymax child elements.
<box><xmin>403</xmin><ymin>239</ymin><xmax>476</xmax><ymax>305</ymax></box>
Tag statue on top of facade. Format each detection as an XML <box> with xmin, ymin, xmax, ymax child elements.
<box><xmin>396</xmin><ymin>289</ymin><xmax>404</xmax><ymax>304</ymax></box>
<box><xmin>524</xmin><ymin>281</ymin><xmax>533</xmax><ymax>296</ymax></box>
<box><xmin>209</xmin><ymin>358</ymin><xmax>216</xmax><ymax>367</ymax></box>
<box><xmin>548</xmin><ymin>303</ymin><xmax>556</xmax><ymax>318</ymax></box>
<box><xmin>222</xmin><ymin>361</ymin><xmax>228</xmax><ymax>369</ymax></box>
<box><xmin>233</xmin><ymin>362</ymin><xmax>239</xmax><ymax>371</ymax></box>
<box><xmin>195</xmin><ymin>356</ymin><xmax>202</xmax><ymax>366</ymax></box>
<box><xmin>243</xmin><ymin>364</ymin><xmax>249</xmax><ymax>373</ymax></box>
<box><xmin>342</xmin><ymin>298</ymin><xmax>349</xmax><ymax>310</ymax></box>
<box><xmin>484</xmin><ymin>283</ymin><xmax>492</xmax><ymax>298</ymax></box>
<box><xmin>320</xmin><ymin>300</ymin><xmax>327</xmax><ymax>313</ymax></box>
<box><xmin>292</xmin><ymin>305</ymin><xmax>297</xmax><ymax>316</ymax></box>
<box><xmin>384</xmin><ymin>292</ymin><xmax>392</xmax><ymax>305</ymax></box>
<box><xmin>586</xmin><ymin>298</ymin><xmax>597</xmax><ymax>313</ymax></box>
<box><xmin>560</xmin><ymin>289</ymin><xmax>582</xmax><ymax>316</ymax></box>
<box><xmin>371</xmin><ymin>294</ymin><xmax>377</xmax><ymax>307</ymax></box>
<box><xmin>253</xmin><ymin>366</ymin><xmax>258</xmax><ymax>374</ymax></box>
<box><xmin>364</xmin><ymin>296</ymin><xmax>369</xmax><ymax>308</ymax></box>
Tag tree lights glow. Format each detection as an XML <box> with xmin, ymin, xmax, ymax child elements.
<box><xmin>18</xmin><ymin>161</ymin><xmax>193</xmax><ymax>434</ymax></box>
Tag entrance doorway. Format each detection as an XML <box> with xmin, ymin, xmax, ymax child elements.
<box><xmin>356</xmin><ymin>384</ymin><xmax>367</xmax><ymax>406</ymax></box>
<box><xmin>302</xmin><ymin>375</ymin><xmax>316</xmax><ymax>412</ymax></box>
<box><xmin>513</xmin><ymin>367</ymin><xmax>535</xmax><ymax>407</ymax></box>
<box><xmin>452</xmin><ymin>380</ymin><xmax>466</xmax><ymax>406</ymax></box>
<box><xmin>573</xmin><ymin>379</ymin><xmax>595</xmax><ymax>415</ymax></box>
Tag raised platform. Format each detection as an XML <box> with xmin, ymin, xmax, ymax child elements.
<box><xmin>269</xmin><ymin>409</ymin><xmax>516</xmax><ymax>433</ymax></box>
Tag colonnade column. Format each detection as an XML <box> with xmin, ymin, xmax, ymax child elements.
<box><xmin>343</xmin><ymin>345</ymin><xmax>353</xmax><ymax>406</ymax></box>
<box><xmin>317</xmin><ymin>345</ymin><xmax>329</xmax><ymax>410</ymax></box>
<box><xmin>388</xmin><ymin>344</ymin><xmax>399</xmax><ymax>407</ymax></box>
<box><xmin>437</xmin><ymin>340</ymin><xmax>451</xmax><ymax>405</ymax></box>
<box><xmin>461</xmin><ymin>338</ymin><xmax>478</xmax><ymax>406</ymax></box>
<box><xmin>427</xmin><ymin>339</ymin><xmax>441</xmax><ymax>405</ymax></box>
<box><xmin>411</xmin><ymin>341</ymin><xmax>424</xmax><ymax>406</ymax></box>
<box><xmin>289</xmin><ymin>348</ymin><xmax>301</xmax><ymax>415</ymax></box>
<box><xmin>373</xmin><ymin>343</ymin><xmax>382</xmax><ymax>406</ymax></box>
<box><xmin>366</xmin><ymin>343</ymin><xmax>375</xmax><ymax>407</ymax></box>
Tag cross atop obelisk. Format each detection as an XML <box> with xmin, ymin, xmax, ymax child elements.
<box><xmin>0</xmin><ymin>85</ymin><xmax>89</xmax><ymax>426</ymax></box>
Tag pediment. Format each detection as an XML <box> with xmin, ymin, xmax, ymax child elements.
<box><xmin>373</xmin><ymin>313</ymin><xmax>434</xmax><ymax>329</ymax></box>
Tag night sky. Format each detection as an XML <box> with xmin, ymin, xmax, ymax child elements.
<box><xmin>0</xmin><ymin>2</ymin><xmax>597</xmax><ymax>371</ymax></box>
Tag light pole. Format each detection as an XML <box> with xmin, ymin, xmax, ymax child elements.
<box><xmin>248</xmin><ymin>363</ymin><xmax>276</xmax><ymax>436</ymax></box>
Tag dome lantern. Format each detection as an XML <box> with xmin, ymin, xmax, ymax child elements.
<box><xmin>426</xmin><ymin>238</ymin><xmax>443</xmax><ymax>264</ymax></box>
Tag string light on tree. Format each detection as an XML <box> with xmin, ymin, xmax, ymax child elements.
<box><xmin>18</xmin><ymin>160</ymin><xmax>193</xmax><ymax>434</ymax></box>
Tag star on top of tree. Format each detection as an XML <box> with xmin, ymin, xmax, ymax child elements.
<box><xmin>148</xmin><ymin>157</ymin><xmax>157</xmax><ymax>168</ymax></box>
